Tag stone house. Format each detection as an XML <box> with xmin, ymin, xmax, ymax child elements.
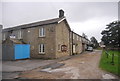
<box><xmin>70</xmin><ymin>31</ymin><xmax>83</xmax><ymax>55</ymax></box>
<box><xmin>82</xmin><ymin>37</ymin><xmax>91</xmax><ymax>51</ymax></box>
<box><xmin>2</xmin><ymin>10</ymin><xmax>71</xmax><ymax>59</ymax></box>
<box><xmin>2</xmin><ymin>10</ymin><xmax>90</xmax><ymax>59</ymax></box>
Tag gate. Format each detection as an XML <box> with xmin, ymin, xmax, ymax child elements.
<box><xmin>14</xmin><ymin>44</ymin><xmax>30</xmax><ymax>60</ymax></box>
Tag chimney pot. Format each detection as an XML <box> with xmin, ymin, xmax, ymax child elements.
<box><xmin>59</xmin><ymin>9</ymin><xmax>64</xmax><ymax>18</ymax></box>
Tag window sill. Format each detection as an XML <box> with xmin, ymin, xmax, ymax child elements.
<box><xmin>39</xmin><ymin>52</ymin><xmax>45</xmax><ymax>55</ymax></box>
<box><xmin>38</xmin><ymin>36</ymin><xmax>45</xmax><ymax>38</ymax></box>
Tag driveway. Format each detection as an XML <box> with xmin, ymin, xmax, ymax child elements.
<box><xmin>2</xmin><ymin>55</ymin><xmax>71</xmax><ymax>79</ymax></box>
<box><xmin>2</xmin><ymin>59</ymin><xmax>55</xmax><ymax>72</ymax></box>
<box><xmin>2</xmin><ymin>59</ymin><xmax>55</xmax><ymax>79</ymax></box>
<box><xmin>18</xmin><ymin>50</ymin><xmax>118</xmax><ymax>79</ymax></box>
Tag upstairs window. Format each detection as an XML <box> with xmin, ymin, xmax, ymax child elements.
<box><xmin>73</xmin><ymin>33</ymin><xmax>75</xmax><ymax>39</ymax></box>
<box><xmin>39</xmin><ymin>27</ymin><xmax>45</xmax><ymax>37</ymax></box>
<box><xmin>77</xmin><ymin>35</ymin><xmax>79</xmax><ymax>40</ymax></box>
<box><xmin>79</xmin><ymin>37</ymin><xmax>81</xmax><ymax>41</ymax></box>
<box><xmin>18</xmin><ymin>30</ymin><xmax>22</xmax><ymax>39</ymax></box>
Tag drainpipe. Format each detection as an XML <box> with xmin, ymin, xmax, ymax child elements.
<box><xmin>71</xmin><ymin>31</ymin><xmax>73</xmax><ymax>55</ymax></box>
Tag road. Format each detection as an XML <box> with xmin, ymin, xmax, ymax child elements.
<box><xmin>18</xmin><ymin>50</ymin><xmax>118</xmax><ymax>79</ymax></box>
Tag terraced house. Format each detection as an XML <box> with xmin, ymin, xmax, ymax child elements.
<box><xmin>2</xmin><ymin>10</ymin><xmax>90</xmax><ymax>60</ymax></box>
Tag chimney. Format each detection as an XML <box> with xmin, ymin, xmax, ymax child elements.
<box><xmin>59</xmin><ymin>9</ymin><xmax>64</xmax><ymax>18</ymax></box>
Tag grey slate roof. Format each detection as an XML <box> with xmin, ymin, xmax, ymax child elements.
<box><xmin>3</xmin><ymin>17</ymin><xmax>65</xmax><ymax>32</ymax></box>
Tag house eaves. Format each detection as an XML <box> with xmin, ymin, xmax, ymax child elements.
<box><xmin>3</xmin><ymin>17</ymin><xmax>65</xmax><ymax>32</ymax></box>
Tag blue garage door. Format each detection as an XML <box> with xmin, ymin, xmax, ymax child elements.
<box><xmin>14</xmin><ymin>44</ymin><xmax>30</xmax><ymax>60</ymax></box>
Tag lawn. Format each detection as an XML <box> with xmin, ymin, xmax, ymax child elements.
<box><xmin>99</xmin><ymin>50</ymin><xmax>120</xmax><ymax>76</ymax></box>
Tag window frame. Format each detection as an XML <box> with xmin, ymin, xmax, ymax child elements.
<box><xmin>39</xmin><ymin>44</ymin><xmax>45</xmax><ymax>54</ymax></box>
<box><xmin>77</xmin><ymin>35</ymin><xmax>79</xmax><ymax>40</ymax></box>
<box><xmin>39</xmin><ymin>27</ymin><xmax>45</xmax><ymax>37</ymax></box>
<box><xmin>18</xmin><ymin>30</ymin><xmax>22</xmax><ymax>39</ymax></box>
<box><xmin>73</xmin><ymin>33</ymin><xmax>75</xmax><ymax>39</ymax></box>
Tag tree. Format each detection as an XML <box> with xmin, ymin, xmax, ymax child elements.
<box><xmin>90</xmin><ymin>36</ymin><xmax>99</xmax><ymax>49</ymax></box>
<box><xmin>101</xmin><ymin>21</ymin><xmax>120</xmax><ymax>48</ymax></box>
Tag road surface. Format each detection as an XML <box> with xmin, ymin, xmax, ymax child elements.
<box><xmin>18</xmin><ymin>50</ymin><xmax>118</xmax><ymax>79</ymax></box>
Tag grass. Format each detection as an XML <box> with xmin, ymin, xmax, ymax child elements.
<box><xmin>99</xmin><ymin>50</ymin><xmax>120</xmax><ymax>76</ymax></box>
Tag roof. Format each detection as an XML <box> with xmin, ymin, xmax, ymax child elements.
<box><xmin>10</xmin><ymin>39</ymin><xmax>26</xmax><ymax>44</ymax></box>
<box><xmin>3</xmin><ymin>17</ymin><xmax>66</xmax><ymax>32</ymax></box>
<box><xmin>72</xmin><ymin>31</ymin><xmax>82</xmax><ymax>37</ymax></box>
<box><xmin>72</xmin><ymin>31</ymin><xmax>90</xmax><ymax>41</ymax></box>
<box><xmin>2</xmin><ymin>38</ymin><xmax>27</xmax><ymax>44</ymax></box>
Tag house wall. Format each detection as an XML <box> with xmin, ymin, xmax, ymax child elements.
<box><xmin>2</xmin><ymin>43</ymin><xmax>14</xmax><ymax>61</ymax></box>
<box><xmin>2</xmin><ymin>20</ymin><xmax>91</xmax><ymax>59</ymax></box>
<box><xmin>55</xmin><ymin>21</ymin><xmax>70</xmax><ymax>58</ymax></box>
<box><xmin>3</xmin><ymin>24</ymin><xmax>57</xmax><ymax>59</ymax></box>
<box><xmin>0</xmin><ymin>25</ymin><xmax>2</xmax><ymax>60</ymax></box>
<box><xmin>22</xmin><ymin>24</ymin><xmax>57</xmax><ymax>59</ymax></box>
<box><xmin>69</xmin><ymin>31</ymin><xmax>73</xmax><ymax>56</ymax></box>
<box><xmin>82</xmin><ymin>37</ymin><xmax>88</xmax><ymax>51</ymax></box>
<box><xmin>72</xmin><ymin>33</ymin><xmax>82</xmax><ymax>54</ymax></box>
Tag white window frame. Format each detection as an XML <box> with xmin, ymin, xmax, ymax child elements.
<box><xmin>18</xmin><ymin>30</ymin><xmax>22</xmax><ymax>39</ymax></box>
<box><xmin>39</xmin><ymin>27</ymin><xmax>45</xmax><ymax>37</ymax></box>
<box><xmin>39</xmin><ymin>44</ymin><xmax>45</xmax><ymax>54</ymax></box>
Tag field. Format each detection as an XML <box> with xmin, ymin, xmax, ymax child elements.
<box><xmin>99</xmin><ymin>50</ymin><xmax>120</xmax><ymax>76</ymax></box>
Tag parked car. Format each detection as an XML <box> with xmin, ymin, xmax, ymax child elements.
<box><xmin>86</xmin><ymin>46</ymin><xmax>93</xmax><ymax>52</ymax></box>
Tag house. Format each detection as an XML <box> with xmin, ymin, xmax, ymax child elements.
<box><xmin>2</xmin><ymin>10</ymin><xmax>71</xmax><ymax>59</ymax></box>
<box><xmin>82</xmin><ymin>37</ymin><xmax>90</xmax><ymax>51</ymax></box>
<box><xmin>2</xmin><ymin>10</ymin><xmax>91</xmax><ymax>60</ymax></box>
<box><xmin>70</xmin><ymin>31</ymin><xmax>83</xmax><ymax>55</ymax></box>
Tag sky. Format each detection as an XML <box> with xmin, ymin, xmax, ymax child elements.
<box><xmin>1</xmin><ymin>1</ymin><xmax>119</xmax><ymax>42</ymax></box>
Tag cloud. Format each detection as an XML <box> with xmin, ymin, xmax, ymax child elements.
<box><xmin>69</xmin><ymin>16</ymin><xmax>117</xmax><ymax>42</ymax></box>
<box><xmin>0</xmin><ymin>2</ymin><xmax>2</xmax><ymax>25</ymax></box>
<box><xmin>2</xmin><ymin>2</ymin><xmax>118</xmax><ymax>41</ymax></box>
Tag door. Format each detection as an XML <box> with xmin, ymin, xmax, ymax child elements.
<box><xmin>14</xmin><ymin>44</ymin><xmax>30</xmax><ymax>60</ymax></box>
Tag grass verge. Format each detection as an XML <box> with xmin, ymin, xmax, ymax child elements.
<box><xmin>99</xmin><ymin>50</ymin><xmax>120</xmax><ymax>76</ymax></box>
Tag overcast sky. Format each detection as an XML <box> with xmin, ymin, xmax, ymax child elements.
<box><xmin>1</xmin><ymin>1</ymin><xmax>118</xmax><ymax>42</ymax></box>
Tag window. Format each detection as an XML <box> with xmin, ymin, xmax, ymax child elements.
<box><xmin>39</xmin><ymin>27</ymin><xmax>45</xmax><ymax>37</ymax></box>
<box><xmin>73</xmin><ymin>33</ymin><xmax>75</xmax><ymax>39</ymax></box>
<box><xmin>77</xmin><ymin>35</ymin><xmax>79</xmax><ymax>40</ymax></box>
<box><xmin>10</xmin><ymin>35</ymin><xmax>16</xmax><ymax>39</ymax></box>
<box><xmin>18</xmin><ymin>30</ymin><xmax>22</xmax><ymax>39</ymax></box>
<box><xmin>39</xmin><ymin>44</ymin><xmax>45</xmax><ymax>54</ymax></box>
<box><xmin>79</xmin><ymin>37</ymin><xmax>81</xmax><ymax>41</ymax></box>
